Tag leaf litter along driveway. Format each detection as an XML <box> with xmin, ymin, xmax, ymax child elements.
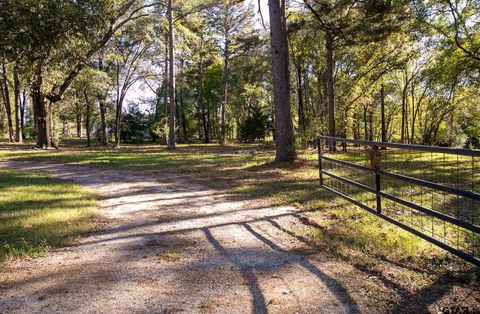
<box><xmin>0</xmin><ymin>160</ymin><xmax>475</xmax><ymax>314</ymax></box>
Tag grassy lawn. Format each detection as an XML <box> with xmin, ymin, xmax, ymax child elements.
<box><xmin>0</xmin><ymin>170</ymin><xmax>97</xmax><ymax>261</ymax></box>
<box><xmin>0</xmin><ymin>140</ymin><xmax>478</xmax><ymax>280</ymax></box>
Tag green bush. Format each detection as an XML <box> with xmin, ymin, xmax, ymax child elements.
<box><xmin>238</xmin><ymin>107</ymin><xmax>272</xmax><ymax>142</ymax></box>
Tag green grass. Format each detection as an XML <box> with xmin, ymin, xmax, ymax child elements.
<box><xmin>0</xmin><ymin>170</ymin><xmax>97</xmax><ymax>261</ymax></box>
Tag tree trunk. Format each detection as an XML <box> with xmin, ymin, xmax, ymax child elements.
<box><xmin>180</xmin><ymin>86</ymin><xmax>187</xmax><ymax>142</ymax></box>
<box><xmin>380</xmin><ymin>84</ymin><xmax>386</xmax><ymax>144</ymax></box>
<box><xmin>1</xmin><ymin>62</ymin><xmax>14</xmax><ymax>142</ymax></box>
<box><xmin>179</xmin><ymin>60</ymin><xmax>188</xmax><ymax>142</ymax></box>
<box><xmin>84</xmin><ymin>89</ymin><xmax>91</xmax><ymax>147</ymax></box>
<box><xmin>31</xmin><ymin>63</ymin><xmax>53</xmax><ymax>148</ymax></box>
<box><xmin>405</xmin><ymin>89</ymin><xmax>409</xmax><ymax>143</ymax></box>
<box><xmin>401</xmin><ymin>72</ymin><xmax>408</xmax><ymax>143</ymax></box>
<box><xmin>99</xmin><ymin>100</ymin><xmax>108</xmax><ymax>146</ymax></box>
<box><xmin>325</xmin><ymin>30</ymin><xmax>335</xmax><ymax>150</ymax></box>
<box><xmin>268</xmin><ymin>0</ymin><xmax>295</xmax><ymax>162</ymax></box>
<box><xmin>198</xmin><ymin>54</ymin><xmax>209</xmax><ymax>143</ymax></box>
<box><xmin>20</xmin><ymin>90</ymin><xmax>26</xmax><ymax>133</ymax></box>
<box><xmin>76</xmin><ymin>107</ymin><xmax>82</xmax><ymax>138</ymax></box>
<box><xmin>13</xmin><ymin>65</ymin><xmax>22</xmax><ymax>142</ymax></box>
<box><xmin>32</xmin><ymin>92</ymin><xmax>51</xmax><ymax>148</ymax></box>
<box><xmin>364</xmin><ymin>106</ymin><xmax>368</xmax><ymax>140</ymax></box>
<box><xmin>353</xmin><ymin>109</ymin><xmax>359</xmax><ymax>140</ymax></box>
<box><xmin>167</xmin><ymin>0</ymin><xmax>176</xmax><ymax>149</ymax></box>
<box><xmin>206</xmin><ymin>100</ymin><xmax>211</xmax><ymax>142</ymax></box>
<box><xmin>114</xmin><ymin>60</ymin><xmax>121</xmax><ymax>148</ymax></box>
<box><xmin>220</xmin><ymin>41</ymin><xmax>229</xmax><ymax>145</ymax></box>
<box><xmin>368</xmin><ymin>106</ymin><xmax>373</xmax><ymax>141</ymax></box>
<box><xmin>97</xmin><ymin>57</ymin><xmax>109</xmax><ymax>146</ymax></box>
<box><xmin>162</xmin><ymin>35</ymin><xmax>169</xmax><ymax>144</ymax></box>
<box><xmin>295</xmin><ymin>61</ymin><xmax>305</xmax><ymax>135</ymax></box>
<box><xmin>114</xmin><ymin>93</ymin><xmax>125</xmax><ymax>148</ymax></box>
<box><xmin>411</xmin><ymin>86</ymin><xmax>426</xmax><ymax>144</ymax></box>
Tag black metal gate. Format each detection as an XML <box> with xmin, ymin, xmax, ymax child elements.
<box><xmin>318</xmin><ymin>136</ymin><xmax>480</xmax><ymax>266</ymax></box>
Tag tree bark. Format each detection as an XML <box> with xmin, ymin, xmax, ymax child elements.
<box><xmin>32</xmin><ymin>92</ymin><xmax>51</xmax><ymax>148</ymax></box>
<box><xmin>161</xmin><ymin>34</ymin><xmax>169</xmax><ymax>144</ymax></box>
<box><xmin>76</xmin><ymin>102</ymin><xmax>82</xmax><ymax>138</ymax></box>
<box><xmin>353</xmin><ymin>109</ymin><xmax>359</xmax><ymax>140</ymax></box>
<box><xmin>97</xmin><ymin>57</ymin><xmax>109</xmax><ymax>146</ymax></box>
<box><xmin>220</xmin><ymin>41</ymin><xmax>229</xmax><ymax>145</ymax></box>
<box><xmin>198</xmin><ymin>54</ymin><xmax>209</xmax><ymax>143</ymax></box>
<box><xmin>380</xmin><ymin>84</ymin><xmax>386</xmax><ymax>144</ymax></box>
<box><xmin>368</xmin><ymin>106</ymin><xmax>373</xmax><ymax>141</ymax></box>
<box><xmin>32</xmin><ymin>63</ymin><xmax>52</xmax><ymax>148</ymax></box>
<box><xmin>114</xmin><ymin>92</ymin><xmax>126</xmax><ymax>148</ymax></box>
<box><xmin>400</xmin><ymin>70</ymin><xmax>408</xmax><ymax>143</ymax></box>
<box><xmin>13</xmin><ymin>65</ymin><xmax>22</xmax><ymax>142</ymax></box>
<box><xmin>295</xmin><ymin>61</ymin><xmax>305</xmax><ymax>135</ymax></box>
<box><xmin>114</xmin><ymin>60</ymin><xmax>121</xmax><ymax>147</ymax></box>
<box><xmin>363</xmin><ymin>105</ymin><xmax>368</xmax><ymax>140</ymax></box>
<box><xmin>325</xmin><ymin>30</ymin><xmax>335</xmax><ymax>150</ymax></box>
<box><xmin>84</xmin><ymin>88</ymin><xmax>92</xmax><ymax>147</ymax></box>
<box><xmin>1</xmin><ymin>62</ymin><xmax>14</xmax><ymax>142</ymax></box>
<box><xmin>99</xmin><ymin>100</ymin><xmax>108</xmax><ymax>145</ymax></box>
<box><xmin>179</xmin><ymin>60</ymin><xmax>188</xmax><ymax>143</ymax></box>
<box><xmin>20</xmin><ymin>90</ymin><xmax>26</xmax><ymax>133</ymax></box>
<box><xmin>167</xmin><ymin>0</ymin><xmax>176</xmax><ymax>149</ymax></box>
<box><xmin>268</xmin><ymin>0</ymin><xmax>295</xmax><ymax>162</ymax></box>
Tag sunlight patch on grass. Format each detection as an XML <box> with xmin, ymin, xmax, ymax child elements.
<box><xmin>0</xmin><ymin>170</ymin><xmax>98</xmax><ymax>261</ymax></box>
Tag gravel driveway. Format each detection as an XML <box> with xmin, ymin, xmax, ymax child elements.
<box><xmin>0</xmin><ymin>160</ymin><xmax>476</xmax><ymax>313</ymax></box>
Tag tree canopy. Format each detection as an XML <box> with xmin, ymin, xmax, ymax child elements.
<box><xmin>0</xmin><ymin>0</ymin><xmax>479</xmax><ymax>153</ymax></box>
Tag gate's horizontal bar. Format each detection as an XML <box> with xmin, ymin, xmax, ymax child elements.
<box><xmin>321</xmin><ymin>170</ymin><xmax>376</xmax><ymax>194</ymax></box>
<box><xmin>321</xmin><ymin>155</ymin><xmax>372</xmax><ymax>172</ymax></box>
<box><xmin>378</xmin><ymin>170</ymin><xmax>480</xmax><ymax>202</ymax></box>
<box><xmin>379</xmin><ymin>191</ymin><xmax>480</xmax><ymax>234</ymax></box>
<box><xmin>319</xmin><ymin>136</ymin><xmax>480</xmax><ymax>157</ymax></box>
<box><xmin>322</xmin><ymin>185</ymin><xmax>480</xmax><ymax>267</ymax></box>
<box><xmin>322</xmin><ymin>169</ymin><xmax>479</xmax><ymax>233</ymax></box>
<box><xmin>322</xmin><ymin>150</ymin><xmax>480</xmax><ymax>201</ymax></box>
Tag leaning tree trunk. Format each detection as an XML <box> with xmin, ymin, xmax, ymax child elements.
<box><xmin>325</xmin><ymin>30</ymin><xmax>335</xmax><ymax>151</ymax></box>
<box><xmin>167</xmin><ymin>0</ymin><xmax>176</xmax><ymax>149</ymax></box>
<box><xmin>1</xmin><ymin>62</ymin><xmax>14</xmax><ymax>142</ymax></box>
<box><xmin>268</xmin><ymin>0</ymin><xmax>296</xmax><ymax>162</ymax></box>
<box><xmin>13</xmin><ymin>65</ymin><xmax>22</xmax><ymax>143</ymax></box>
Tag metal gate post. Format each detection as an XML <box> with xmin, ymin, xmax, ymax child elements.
<box><xmin>373</xmin><ymin>145</ymin><xmax>382</xmax><ymax>213</ymax></box>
